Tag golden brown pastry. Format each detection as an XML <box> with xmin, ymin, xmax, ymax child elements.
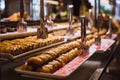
<box><xmin>22</xmin><ymin>34</ymin><xmax>97</xmax><ymax>73</ymax></box>
<box><xmin>86</xmin><ymin>34</ymin><xmax>94</xmax><ymax>41</ymax></box>
<box><xmin>101</xmin><ymin>35</ymin><xmax>106</xmax><ymax>39</ymax></box>
<box><xmin>99</xmin><ymin>28</ymin><xmax>107</xmax><ymax>35</ymax></box>
<box><xmin>86</xmin><ymin>38</ymin><xmax>95</xmax><ymax>46</ymax></box>
<box><xmin>37</xmin><ymin>54</ymin><xmax>53</xmax><ymax>63</ymax></box>
<box><xmin>21</xmin><ymin>63</ymin><xmax>33</xmax><ymax>71</ymax></box>
<box><xmin>27</xmin><ymin>57</ymin><xmax>44</xmax><ymax>68</ymax></box>
<box><xmin>93</xmin><ymin>28</ymin><xmax>107</xmax><ymax>37</ymax></box>
<box><xmin>37</xmin><ymin>48</ymin><xmax>79</xmax><ymax>73</ymax></box>
<box><xmin>43</xmin><ymin>51</ymin><xmax>59</xmax><ymax>58</ymax></box>
<box><xmin>0</xmin><ymin>35</ymin><xmax>64</xmax><ymax>56</ymax></box>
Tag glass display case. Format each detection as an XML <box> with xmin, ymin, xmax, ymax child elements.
<box><xmin>0</xmin><ymin>0</ymin><xmax>120</xmax><ymax>80</ymax></box>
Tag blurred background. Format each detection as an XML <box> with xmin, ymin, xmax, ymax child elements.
<box><xmin>0</xmin><ymin>0</ymin><xmax>120</xmax><ymax>20</ymax></box>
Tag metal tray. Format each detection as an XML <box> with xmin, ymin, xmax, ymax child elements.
<box><xmin>0</xmin><ymin>39</ymin><xmax>67</xmax><ymax>60</ymax></box>
<box><xmin>92</xmin><ymin>39</ymin><xmax>115</xmax><ymax>53</ymax></box>
<box><xmin>15</xmin><ymin>46</ymin><xmax>96</xmax><ymax>79</ymax></box>
<box><xmin>0</xmin><ymin>24</ymin><xmax>78</xmax><ymax>41</ymax></box>
<box><xmin>67</xmin><ymin>30</ymin><xmax>93</xmax><ymax>41</ymax></box>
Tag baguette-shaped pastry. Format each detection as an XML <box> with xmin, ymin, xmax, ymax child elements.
<box><xmin>99</xmin><ymin>29</ymin><xmax>107</xmax><ymax>35</ymax></box>
<box><xmin>27</xmin><ymin>41</ymin><xmax>81</xmax><ymax>68</ymax></box>
<box><xmin>93</xmin><ymin>28</ymin><xmax>107</xmax><ymax>37</ymax></box>
<box><xmin>27</xmin><ymin>57</ymin><xmax>44</xmax><ymax>68</ymax></box>
<box><xmin>37</xmin><ymin>48</ymin><xmax>79</xmax><ymax>73</ymax></box>
<box><xmin>21</xmin><ymin>62</ymin><xmax>33</xmax><ymax>71</ymax></box>
<box><xmin>86</xmin><ymin>38</ymin><xmax>95</xmax><ymax>46</ymax></box>
<box><xmin>86</xmin><ymin>34</ymin><xmax>94</xmax><ymax>41</ymax></box>
<box><xmin>101</xmin><ymin>35</ymin><xmax>106</xmax><ymax>39</ymax></box>
<box><xmin>22</xmin><ymin>34</ymin><xmax>96</xmax><ymax>72</ymax></box>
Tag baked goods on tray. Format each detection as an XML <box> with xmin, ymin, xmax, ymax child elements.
<box><xmin>37</xmin><ymin>48</ymin><xmax>79</xmax><ymax>73</ymax></box>
<box><xmin>0</xmin><ymin>35</ymin><xmax>64</xmax><ymax>56</ymax></box>
<box><xmin>93</xmin><ymin>28</ymin><xmax>107</xmax><ymax>36</ymax></box>
<box><xmin>25</xmin><ymin>41</ymin><xmax>81</xmax><ymax>70</ymax></box>
<box><xmin>22</xmin><ymin>48</ymin><xmax>80</xmax><ymax>73</ymax></box>
<box><xmin>21</xmin><ymin>35</ymin><xmax>95</xmax><ymax>73</ymax></box>
<box><xmin>21</xmin><ymin>40</ymin><xmax>81</xmax><ymax>72</ymax></box>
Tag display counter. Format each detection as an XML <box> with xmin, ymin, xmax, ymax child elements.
<box><xmin>0</xmin><ymin>22</ymin><xmax>80</xmax><ymax>40</ymax></box>
<box><xmin>0</xmin><ymin>33</ymin><xmax>119</xmax><ymax>80</ymax></box>
<box><xmin>0</xmin><ymin>38</ymin><xmax>119</xmax><ymax>80</ymax></box>
<box><xmin>0</xmin><ymin>21</ymin><xmax>119</xmax><ymax>80</ymax></box>
<box><xmin>1</xmin><ymin>0</ymin><xmax>120</xmax><ymax>79</ymax></box>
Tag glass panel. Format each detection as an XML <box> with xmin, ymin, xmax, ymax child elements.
<box><xmin>0</xmin><ymin>0</ymin><xmax>5</xmax><ymax>13</ymax></box>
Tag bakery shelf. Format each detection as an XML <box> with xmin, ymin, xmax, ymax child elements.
<box><xmin>0</xmin><ymin>23</ymin><xmax>79</xmax><ymax>40</ymax></box>
<box><xmin>15</xmin><ymin>45</ymin><xmax>96</xmax><ymax>79</ymax></box>
<box><xmin>0</xmin><ymin>38</ymin><xmax>67</xmax><ymax>60</ymax></box>
<box><xmin>15</xmin><ymin>38</ymin><xmax>115</xmax><ymax>79</ymax></box>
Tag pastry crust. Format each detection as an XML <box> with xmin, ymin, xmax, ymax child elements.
<box><xmin>38</xmin><ymin>48</ymin><xmax>79</xmax><ymax>73</ymax></box>
<box><xmin>21</xmin><ymin>34</ymin><xmax>96</xmax><ymax>73</ymax></box>
<box><xmin>27</xmin><ymin>57</ymin><xmax>44</xmax><ymax>68</ymax></box>
<box><xmin>0</xmin><ymin>36</ymin><xmax>64</xmax><ymax>56</ymax></box>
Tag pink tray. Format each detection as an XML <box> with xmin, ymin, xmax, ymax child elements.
<box><xmin>54</xmin><ymin>46</ymin><xmax>96</xmax><ymax>76</ymax></box>
<box><xmin>15</xmin><ymin>46</ymin><xmax>96</xmax><ymax>79</ymax></box>
<box><xmin>92</xmin><ymin>39</ymin><xmax>115</xmax><ymax>52</ymax></box>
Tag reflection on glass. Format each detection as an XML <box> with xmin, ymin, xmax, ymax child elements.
<box><xmin>0</xmin><ymin>0</ymin><xmax>5</xmax><ymax>12</ymax></box>
<box><xmin>0</xmin><ymin>0</ymin><xmax>5</xmax><ymax>18</ymax></box>
<box><xmin>31</xmin><ymin>0</ymin><xmax>47</xmax><ymax>20</ymax></box>
<box><xmin>106</xmin><ymin>16</ymin><xmax>112</xmax><ymax>37</ymax></box>
<box><xmin>32</xmin><ymin>0</ymin><xmax>40</xmax><ymax>20</ymax></box>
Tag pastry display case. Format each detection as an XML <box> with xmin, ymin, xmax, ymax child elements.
<box><xmin>0</xmin><ymin>0</ymin><xmax>120</xmax><ymax>80</ymax></box>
